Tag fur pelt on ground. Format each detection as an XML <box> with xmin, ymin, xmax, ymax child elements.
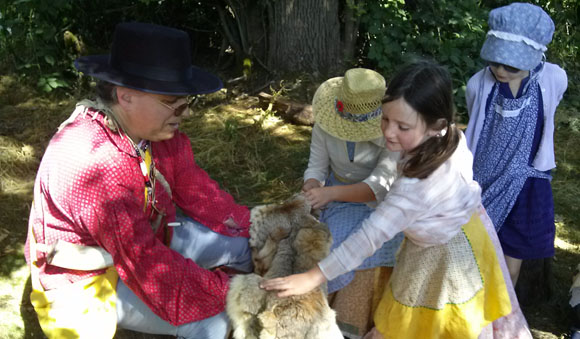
<box><xmin>226</xmin><ymin>194</ymin><xmax>342</xmax><ymax>339</ymax></box>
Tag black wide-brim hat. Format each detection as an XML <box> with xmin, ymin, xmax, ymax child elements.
<box><xmin>75</xmin><ymin>22</ymin><xmax>222</xmax><ymax>96</ymax></box>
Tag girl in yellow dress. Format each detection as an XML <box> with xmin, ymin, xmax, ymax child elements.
<box><xmin>261</xmin><ymin>60</ymin><xmax>526</xmax><ymax>338</ymax></box>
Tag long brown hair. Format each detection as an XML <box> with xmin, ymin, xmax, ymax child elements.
<box><xmin>382</xmin><ymin>60</ymin><xmax>460</xmax><ymax>179</ymax></box>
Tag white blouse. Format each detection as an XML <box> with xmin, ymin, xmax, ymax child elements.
<box><xmin>318</xmin><ymin>134</ymin><xmax>482</xmax><ymax>281</ymax></box>
<box><xmin>303</xmin><ymin>124</ymin><xmax>399</xmax><ymax>203</ymax></box>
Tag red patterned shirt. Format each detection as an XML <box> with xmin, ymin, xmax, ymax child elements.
<box><xmin>25</xmin><ymin>107</ymin><xmax>250</xmax><ymax>325</ymax></box>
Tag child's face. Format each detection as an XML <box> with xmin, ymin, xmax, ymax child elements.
<box><xmin>381</xmin><ymin>98</ymin><xmax>437</xmax><ymax>152</ymax></box>
<box><xmin>489</xmin><ymin>64</ymin><xmax>529</xmax><ymax>84</ymax></box>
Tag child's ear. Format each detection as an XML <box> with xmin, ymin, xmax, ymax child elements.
<box><xmin>427</xmin><ymin>118</ymin><xmax>448</xmax><ymax>137</ymax></box>
<box><xmin>433</xmin><ymin>118</ymin><xmax>447</xmax><ymax>130</ymax></box>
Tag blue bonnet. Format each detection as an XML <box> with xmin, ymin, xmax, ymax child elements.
<box><xmin>480</xmin><ymin>2</ymin><xmax>555</xmax><ymax>71</ymax></box>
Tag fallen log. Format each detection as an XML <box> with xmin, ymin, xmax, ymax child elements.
<box><xmin>257</xmin><ymin>92</ymin><xmax>314</xmax><ymax>126</ymax></box>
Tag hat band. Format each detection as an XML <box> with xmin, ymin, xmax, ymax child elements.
<box><xmin>116</xmin><ymin>59</ymin><xmax>194</xmax><ymax>82</ymax></box>
<box><xmin>335</xmin><ymin>99</ymin><xmax>382</xmax><ymax>123</ymax></box>
<box><xmin>487</xmin><ymin>30</ymin><xmax>547</xmax><ymax>52</ymax></box>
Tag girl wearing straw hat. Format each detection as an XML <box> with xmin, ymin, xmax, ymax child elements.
<box><xmin>465</xmin><ymin>3</ymin><xmax>568</xmax><ymax>288</ymax></box>
<box><xmin>263</xmin><ymin>60</ymin><xmax>531</xmax><ymax>338</ymax></box>
<box><xmin>302</xmin><ymin>68</ymin><xmax>403</xmax><ymax>336</ymax></box>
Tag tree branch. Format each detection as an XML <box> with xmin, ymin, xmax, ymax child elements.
<box><xmin>216</xmin><ymin>1</ymin><xmax>242</xmax><ymax>54</ymax></box>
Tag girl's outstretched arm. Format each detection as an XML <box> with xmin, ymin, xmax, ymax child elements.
<box><xmin>259</xmin><ymin>266</ymin><xmax>327</xmax><ymax>297</ymax></box>
<box><xmin>304</xmin><ymin>182</ymin><xmax>375</xmax><ymax>209</ymax></box>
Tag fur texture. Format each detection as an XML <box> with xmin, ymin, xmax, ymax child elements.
<box><xmin>226</xmin><ymin>194</ymin><xmax>342</xmax><ymax>339</ymax></box>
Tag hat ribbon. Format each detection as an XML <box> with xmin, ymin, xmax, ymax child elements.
<box><xmin>335</xmin><ymin>99</ymin><xmax>382</xmax><ymax>123</ymax></box>
<box><xmin>487</xmin><ymin>30</ymin><xmax>547</xmax><ymax>52</ymax></box>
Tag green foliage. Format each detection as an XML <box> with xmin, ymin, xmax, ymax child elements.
<box><xmin>346</xmin><ymin>0</ymin><xmax>368</xmax><ymax>17</ymax></box>
<box><xmin>37</xmin><ymin>73</ymin><xmax>69</xmax><ymax>92</ymax></box>
<box><xmin>0</xmin><ymin>0</ymin><xmax>578</xmax><ymax>110</ymax></box>
<box><xmin>0</xmin><ymin>0</ymin><xmax>75</xmax><ymax>91</ymax></box>
<box><xmin>0</xmin><ymin>0</ymin><xmax>222</xmax><ymax>93</ymax></box>
<box><xmin>360</xmin><ymin>0</ymin><xmax>488</xmax><ymax>121</ymax></box>
<box><xmin>541</xmin><ymin>0</ymin><xmax>580</xmax><ymax>108</ymax></box>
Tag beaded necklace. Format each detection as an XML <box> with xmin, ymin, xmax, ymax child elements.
<box><xmin>133</xmin><ymin>140</ymin><xmax>154</xmax><ymax>205</ymax></box>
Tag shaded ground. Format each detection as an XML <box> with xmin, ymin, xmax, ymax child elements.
<box><xmin>1</xmin><ymin>74</ymin><xmax>579</xmax><ymax>339</ymax></box>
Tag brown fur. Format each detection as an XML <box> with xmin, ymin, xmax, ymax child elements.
<box><xmin>226</xmin><ymin>194</ymin><xmax>342</xmax><ymax>339</ymax></box>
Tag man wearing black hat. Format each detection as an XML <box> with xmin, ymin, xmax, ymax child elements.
<box><xmin>25</xmin><ymin>22</ymin><xmax>252</xmax><ymax>339</ymax></box>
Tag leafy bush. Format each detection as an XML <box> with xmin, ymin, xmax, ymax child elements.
<box><xmin>542</xmin><ymin>0</ymin><xmax>580</xmax><ymax>108</ymax></box>
<box><xmin>360</xmin><ymin>0</ymin><xmax>488</xmax><ymax>121</ymax></box>
<box><xmin>0</xmin><ymin>0</ymin><xmax>76</xmax><ymax>91</ymax></box>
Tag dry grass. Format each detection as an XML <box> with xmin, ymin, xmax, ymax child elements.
<box><xmin>180</xmin><ymin>91</ymin><xmax>312</xmax><ymax>206</ymax></box>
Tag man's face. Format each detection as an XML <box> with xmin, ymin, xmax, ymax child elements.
<box><xmin>121</xmin><ymin>90</ymin><xmax>190</xmax><ymax>143</ymax></box>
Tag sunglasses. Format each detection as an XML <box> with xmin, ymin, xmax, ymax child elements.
<box><xmin>155</xmin><ymin>96</ymin><xmax>199</xmax><ymax>116</ymax></box>
<box><xmin>488</xmin><ymin>62</ymin><xmax>521</xmax><ymax>74</ymax></box>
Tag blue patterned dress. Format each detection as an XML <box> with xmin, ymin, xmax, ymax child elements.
<box><xmin>473</xmin><ymin>64</ymin><xmax>555</xmax><ymax>259</ymax></box>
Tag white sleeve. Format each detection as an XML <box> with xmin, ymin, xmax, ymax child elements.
<box><xmin>303</xmin><ymin>124</ymin><xmax>329</xmax><ymax>184</ymax></box>
<box><xmin>464</xmin><ymin>69</ymin><xmax>487</xmax><ymax>154</ymax></box>
<box><xmin>318</xmin><ymin>178</ymin><xmax>424</xmax><ymax>280</ymax></box>
<box><xmin>465</xmin><ymin>76</ymin><xmax>477</xmax><ymax>118</ymax></box>
<box><xmin>532</xmin><ymin>63</ymin><xmax>568</xmax><ymax>171</ymax></box>
<box><xmin>362</xmin><ymin>147</ymin><xmax>399</xmax><ymax>201</ymax></box>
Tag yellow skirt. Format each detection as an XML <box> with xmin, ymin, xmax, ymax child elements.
<box><xmin>374</xmin><ymin>213</ymin><xmax>511</xmax><ymax>338</ymax></box>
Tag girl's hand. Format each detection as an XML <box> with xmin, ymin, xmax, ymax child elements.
<box><xmin>259</xmin><ymin>266</ymin><xmax>327</xmax><ymax>297</ymax></box>
<box><xmin>302</xmin><ymin>179</ymin><xmax>322</xmax><ymax>192</ymax></box>
<box><xmin>304</xmin><ymin>187</ymin><xmax>334</xmax><ymax>209</ymax></box>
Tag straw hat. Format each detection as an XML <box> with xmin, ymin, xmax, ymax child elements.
<box><xmin>480</xmin><ymin>3</ymin><xmax>554</xmax><ymax>71</ymax></box>
<box><xmin>313</xmin><ymin>68</ymin><xmax>386</xmax><ymax>142</ymax></box>
<box><xmin>75</xmin><ymin>22</ymin><xmax>222</xmax><ymax>96</ymax></box>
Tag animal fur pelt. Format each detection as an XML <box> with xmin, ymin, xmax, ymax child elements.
<box><xmin>226</xmin><ymin>194</ymin><xmax>342</xmax><ymax>339</ymax></box>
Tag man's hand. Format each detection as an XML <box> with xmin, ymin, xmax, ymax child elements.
<box><xmin>259</xmin><ymin>266</ymin><xmax>327</xmax><ymax>297</ymax></box>
<box><xmin>212</xmin><ymin>265</ymin><xmax>249</xmax><ymax>278</ymax></box>
<box><xmin>224</xmin><ymin>217</ymin><xmax>249</xmax><ymax>237</ymax></box>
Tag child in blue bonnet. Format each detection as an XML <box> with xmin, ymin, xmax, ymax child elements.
<box><xmin>465</xmin><ymin>3</ymin><xmax>568</xmax><ymax>287</ymax></box>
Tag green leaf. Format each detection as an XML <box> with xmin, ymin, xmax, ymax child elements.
<box><xmin>44</xmin><ymin>55</ymin><xmax>55</xmax><ymax>66</ymax></box>
<box><xmin>450</xmin><ymin>54</ymin><xmax>460</xmax><ymax>65</ymax></box>
<box><xmin>48</xmin><ymin>78</ymin><xmax>59</xmax><ymax>88</ymax></box>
